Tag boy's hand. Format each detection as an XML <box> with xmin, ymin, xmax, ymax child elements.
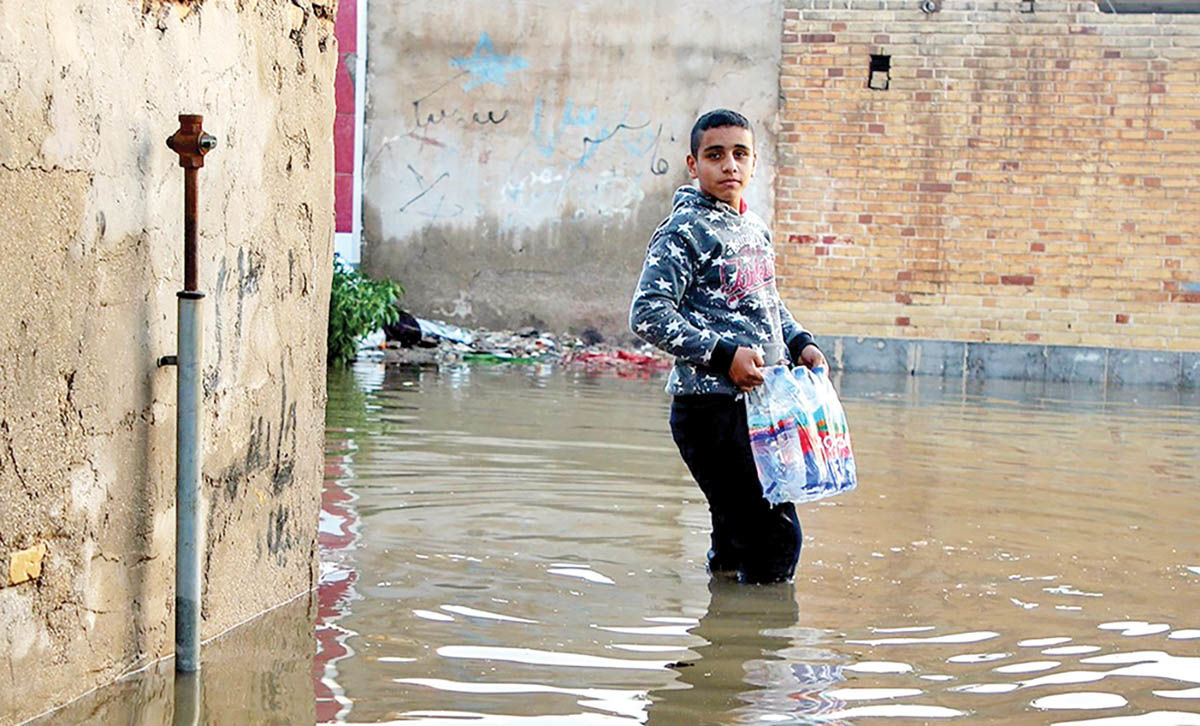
<box><xmin>799</xmin><ymin>344</ymin><xmax>827</xmax><ymax>370</ymax></box>
<box><xmin>729</xmin><ymin>346</ymin><xmax>765</xmax><ymax>391</ymax></box>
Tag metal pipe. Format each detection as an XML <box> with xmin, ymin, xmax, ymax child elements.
<box><xmin>166</xmin><ymin>114</ymin><xmax>216</xmax><ymax>673</ymax></box>
<box><xmin>174</xmin><ymin>291</ymin><xmax>203</xmax><ymax>672</ymax></box>
<box><xmin>183</xmin><ymin>167</ymin><xmax>198</xmax><ymax>291</ymax></box>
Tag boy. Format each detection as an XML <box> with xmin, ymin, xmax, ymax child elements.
<box><xmin>629</xmin><ymin>108</ymin><xmax>825</xmax><ymax>584</ymax></box>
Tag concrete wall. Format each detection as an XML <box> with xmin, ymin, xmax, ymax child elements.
<box><xmin>775</xmin><ymin>0</ymin><xmax>1200</xmax><ymax>354</ymax></box>
<box><xmin>0</xmin><ymin>2</ymin><xmax>334</xmax><ymax>722</ymax></box>
<box><xmin>362</xmin><ymin>0</ymin><xmax>783</xmax><ymax>337</ymax></box>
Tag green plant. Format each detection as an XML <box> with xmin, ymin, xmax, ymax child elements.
<box><xmin>327</xmin><ymin>255</ymin><xmax>403</xmax><ymax>366</ymax></box>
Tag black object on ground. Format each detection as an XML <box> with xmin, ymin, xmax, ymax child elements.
<box><xmin>383</xmin><ymin>309</ymin><xmax>429</xmax><ymax>348</ymax></box>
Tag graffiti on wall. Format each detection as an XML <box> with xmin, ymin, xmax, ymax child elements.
<box><xmin>374</xmin><ymin>30</ymin><xmax>681</xmax><ymax>233</ymax></box>
<box><xmin>531</xmin><ymin>97</ymin><xmax>665</xmax><ymax>171</ymax></box>
<box><xmin>646</xmin><ymin>123</ymin><xmax>672</xmax><ymax>176</ymax></box>
<box><xmin>449</xmin><ymin>32</ymin><xmax>528</xmax><ymax>92</ymax></box>
<box><xmin>406</xmin><ymin>32</ymin><xmax>523</xmax><ymax>133</ymax></box>
<box><xmin>397</xmin><ymin>163</ymin><xmax>463</xmax><ymax>220</ymax></box>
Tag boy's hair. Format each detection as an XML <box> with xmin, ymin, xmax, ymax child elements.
<box><xmin>689</xmin><ymin>108</ymin><xmax>752</xmax><ymax>157</ymax></box>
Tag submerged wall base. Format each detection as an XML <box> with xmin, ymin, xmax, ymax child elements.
<box><xmin>825</xmin><ymin>337</ymin><xmax>1200</xmax><ymax>388</ymax></box>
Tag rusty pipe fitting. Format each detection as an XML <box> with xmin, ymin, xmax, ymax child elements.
<box><xmin>166</xmin><ymin>115</ymin><xmax>217</xmax><ymax>293</ymax></box>
<box><xmin>166</xmin><ymin>114</ymin><xmax>217</xmax><ymax>169</ymax></box>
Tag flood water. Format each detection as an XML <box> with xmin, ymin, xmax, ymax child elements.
<box><xmin>314</xmin><ymin>361</ymin><xmax>1200</xmax><ymax>726</ymax></box>
<box><xmin>34</xmin><ymin>361</ymin><xmax>1199</xmax><ymax>725</ymax></box>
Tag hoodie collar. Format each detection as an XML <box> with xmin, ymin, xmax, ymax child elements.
<box><xmin>672</xmin><ymin>185</ymin><xmax>746</xmax><ymax>216</ymax></box>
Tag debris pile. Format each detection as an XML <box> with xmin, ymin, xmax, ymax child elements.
<box><xmin>360</xmin><ymin>311</ymin><xmax>673</xmax><ymax>377</ymax></box>
<box><xmin>560</xmin><ymin>348</ymin><xmax>673</xmax><ymax>379</ymax></box>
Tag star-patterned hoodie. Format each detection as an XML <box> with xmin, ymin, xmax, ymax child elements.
<box><xmin>630</xmin><ymin>185</ymin><xmax>815</xmax><ymax>396</ymax></box>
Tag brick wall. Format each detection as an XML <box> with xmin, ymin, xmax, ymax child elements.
<box><xmin>776</xmin><ymin>0</ymin><xmax>1200</xmax><ymax>352</ymax></box>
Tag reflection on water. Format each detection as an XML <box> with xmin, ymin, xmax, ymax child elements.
<box><xmin>316</xmin><ymin>405</ymin><xmax>363</xmax><ymax>723</ymax></box>
<box><xmin>29</xmin><ymin>363</ymin><xmax>1197</xmax><ymax>724</ymax></box>
<box><xmin>650</xmin><ymin>579</ymin><xmax>846</xmax><ymax>723</ymax></box>
<box><xmin>27</xmin><ymin>593</ymin><xmax>317</xmax><ymax>724</ymax></box>
<box><xmin>314</xmin><ymin>363</ymin><xmax>1199</xmax><ymax>725</ymax></box>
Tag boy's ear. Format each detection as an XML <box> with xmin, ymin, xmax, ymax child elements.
<box><xmin>686</xmin><ymin>154</ymin><xmax>698</xmax><ymax>179</ymax></box>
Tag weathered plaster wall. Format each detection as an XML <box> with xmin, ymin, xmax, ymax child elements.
<box><xmin>0</xmin><ymin>2</ymin><xmax>334</xmax><ymax>722</ymax></box>
<box><xmin>362</xmin><ymin>0</ymin><xmax>783</xmax><ymax>337</ymax></box>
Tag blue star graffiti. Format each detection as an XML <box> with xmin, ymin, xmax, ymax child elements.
<box><xmin>451</xmin><ymin>33</ymin><xmax>529</xmax><ymax>92</ymax></box>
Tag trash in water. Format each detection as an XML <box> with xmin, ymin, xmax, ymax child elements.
<box><xmin>416</xmin><ymin>318</ymin><xmax>474</xmax><ymax>345</ymax></box>
<box><xmin>374</xmin><ymin>309</ymin><xmax>672</xmax><ymax>373</ymax></box>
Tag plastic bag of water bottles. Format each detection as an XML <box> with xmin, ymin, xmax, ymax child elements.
<box><xmin>745</xmin><ymin>365</ymin><xmax>857</xmax><ymax>505</ymax></box>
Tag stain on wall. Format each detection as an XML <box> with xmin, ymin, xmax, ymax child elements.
<box><xmin>362</xmin><ymin>1</ymin><xmax>784</xmax><ymax>338</ymax></box>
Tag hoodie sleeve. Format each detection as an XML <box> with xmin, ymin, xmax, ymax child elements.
<box><xmin>629</xmin><ymin>230</ymin><xmax>736</xmax><ymax>370</ymax></box>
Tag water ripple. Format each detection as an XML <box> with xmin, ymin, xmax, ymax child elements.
<box><xmin>436</xmin><ymin>646</ymin><xmax>673</xmax><ymax>671</ymax></box>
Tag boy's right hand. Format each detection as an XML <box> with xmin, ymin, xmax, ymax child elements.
<box><xmin>729</xmin><ymin>346</ymin><xmax>765</xmax><ymax>392</ymax></box>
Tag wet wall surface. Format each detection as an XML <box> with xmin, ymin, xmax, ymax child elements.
<box><xmin>27</xmin><ymin>594</ymin><xmax>317</xmax><ymax>725</ymax></box>
<box><xmin>823</xmin><ymin>336</ymin><xmax>1200</xmax><ymax>388</ymax></box>
<box><xmin>32</xmin><ymin>362</ymin><xmax>1199</xmax><ymax>724</ymax></box>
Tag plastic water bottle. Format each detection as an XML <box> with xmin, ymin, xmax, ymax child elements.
<box><xmin>747</xmin><ymin>365</ymin><xmax>854</xmax><ymax>504</ymax></box>
<box><xmin>747</xmin><ymin>367</ymin><xmax>814</xmax><ymax>503</ymax></box>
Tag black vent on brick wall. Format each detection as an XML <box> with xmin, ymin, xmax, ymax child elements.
<box><xmin>868</xmin><ymin>54</ymin><xmax>891</xmax><ymax>91</ymax></box>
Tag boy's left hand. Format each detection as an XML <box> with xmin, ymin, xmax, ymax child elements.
<box><xmin>799</xmin><ymin>344</ymin><xmax>826</xmax><ymax>370</ymax></box>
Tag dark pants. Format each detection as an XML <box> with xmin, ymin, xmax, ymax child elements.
<box><xmin>669</xmin><ymin>394</ymin><xmax>802</xmax><ymax>584</ymax></box>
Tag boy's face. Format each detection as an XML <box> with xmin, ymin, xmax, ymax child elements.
<box><xmin>686</xmin><ymin>125</ymin><xmax>756</xmax><ymax>208</ymax></box>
